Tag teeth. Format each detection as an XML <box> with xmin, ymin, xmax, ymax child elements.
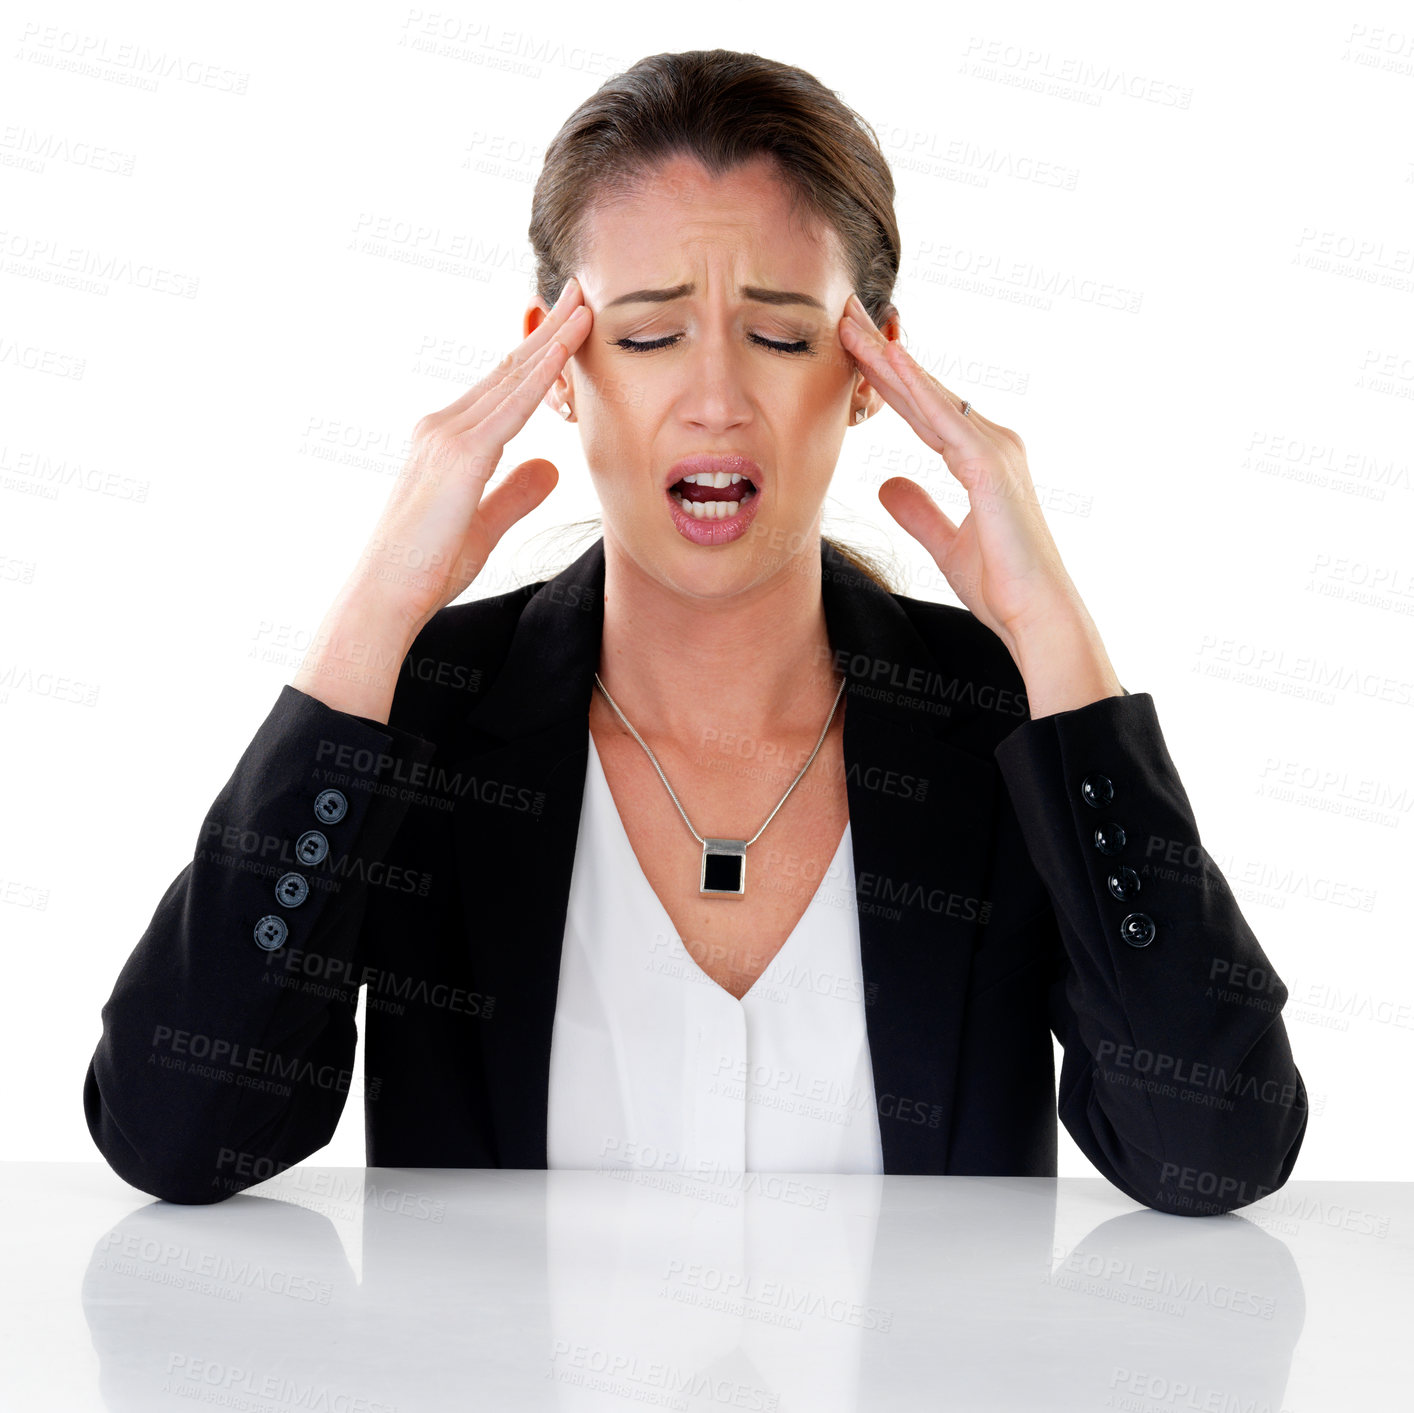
<box><xmin>681</xmin><ymin>471</ymin><xmax>745</xmax><ymax>487</ymax></box>
<box><xmin>671</xmin><ymin>492</ymin><xmax>742</xmax><ymax>519</ymax></box>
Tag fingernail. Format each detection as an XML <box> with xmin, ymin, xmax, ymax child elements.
<box><xmin>846</xmin><ymin>293</ymin><xmax>868</xmax><ymax>322</ymax></box>
<box><xmin>554</xmin><ymin>276</ymin><xmax>578</xmax><ymax>309</ymax></box>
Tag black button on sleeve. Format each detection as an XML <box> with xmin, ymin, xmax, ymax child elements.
<box><xmin>254</xmin><ymin>915</ymin><xmax>289</xmax><ymax>951</ymax></box>
<box><xmin>1107</xmin><ymin>866</ymin><xmax>1142</xmax><ymax>901</ymax></box>
<box><xmin>1093</xmin><ymin>821</ymin><xmax>1127</xmax><ymax>855</ymax></box>
<box><xmin>314</xmin><ymin>788</ymin><xmax>348</xmax><ymax>824</ymax></box>
<box><xmin>275</xmin><ymin>873</ymin><xmax>309</xmax><ymax>908</ymax></box>
<box><xmin>296</xmin><ymin>829</ymin><xmax>329</xmax><ymax>866</ymax></box>
<box><xmin>1120</xmin><ymin>912</ymin><xmax>1156</xmax><ymax>947</ymax></box>
<box><xmin>1080</xmin><ymin>772</ymin><xmax>1114</xmax><ymax>808</ymax></box>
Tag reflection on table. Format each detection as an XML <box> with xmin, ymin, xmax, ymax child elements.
<box><xmin>5</xmin><ymin>1171</ymin><xmax>1408</xmax><ymax>1413</ymax></box>
<box><xmin>6</xmin><ymin>1165</ymin><xmax>1409</xmax><ymax>1408</ymax></box>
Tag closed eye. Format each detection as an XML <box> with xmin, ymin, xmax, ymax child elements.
<box><xmin>613</xmin><ymin>333</ymin><xmax>816</xmax><ymax>356</ymax></box>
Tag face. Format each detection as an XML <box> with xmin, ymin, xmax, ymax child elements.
<box><xmin>526</xmin><ymin>153</ymin><xmax>896</xmax><ymax>600</ymax></box>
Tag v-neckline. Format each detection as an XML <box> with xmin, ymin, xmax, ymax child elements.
<box><xmin>585</xmin><ymin>727</ymin><xmax>851</xmax><ymax>1003</ymax></box>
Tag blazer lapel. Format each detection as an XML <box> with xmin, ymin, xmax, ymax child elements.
<box><xmin>447</xmin><ymin>535</ymin><xmax>997</xmax><ymax>1172</ymax></box>
<box><xmin>816</xmin><ymin>542</ymin><xmax>1001</xmax><ymax>1171</ymax></box>
<box><xmin>446</xmin><ymin>536</ymin><xmax>603</xmax><ymax>1170</ymax></box>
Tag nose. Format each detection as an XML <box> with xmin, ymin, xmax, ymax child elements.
<box><xmin>673</xmin><ymin>325</ymin><xmax>755</xmax><ymax>433</ymax></box>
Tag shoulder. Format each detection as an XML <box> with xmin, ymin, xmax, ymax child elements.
<box><xmin>390</xmin><ymin>578</ymin><xmax>544</xmax><ymax>738</ymax></box>
<box><xmin>883</xmin><ymin>587</ymin><xmax>1033</xmax><ymax>741</ymax></box>
<box><xmin>892</xmin><ymin>589</ymin><xmax>1024</xmax><ymax>689</ymax></box>
<box><xmin>417</xmin><ymin>576</ymin><xmax>541</xmax><ymax>660</ymax></box>
<box><xmin>393</xmin><ymin>569</ymin><xmax>1030</xmax><ymax>740</ymax></box>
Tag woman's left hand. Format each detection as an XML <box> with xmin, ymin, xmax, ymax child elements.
<box><xmin>838</xmin><ymin>292</ymin><xmax>1124</xmax><ymax>714</ymax></box>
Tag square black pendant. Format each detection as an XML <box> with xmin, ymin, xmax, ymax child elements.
<box><xmin>700</xmin><ymin>837</ymin><xmax>747</xmax><ymax>897</ymax></box>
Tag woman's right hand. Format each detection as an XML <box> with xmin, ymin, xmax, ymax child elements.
<box><xmin>353</xmin><ymin>278</ymin><xmax>592</xmax><ymax>638</ymax></box>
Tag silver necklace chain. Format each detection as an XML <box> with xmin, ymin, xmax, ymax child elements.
<box><xmin>591</xmin><ymin>670</ymin><xmax>847</xmax><ymax>849</ymax></box>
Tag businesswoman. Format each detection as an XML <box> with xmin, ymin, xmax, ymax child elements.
<box><xmin>84</xmin><ymin>49</ymin><xmax>1309</xmax><ymax>1215</ymax></box>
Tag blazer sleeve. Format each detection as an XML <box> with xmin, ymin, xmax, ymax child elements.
<box><xmin>992</xmin><ymin>689</ymin><xmax>1310</xmax><ymax>1216</ymax></box>
<box><xmin>82</xmin><ymin>683</ymin><xmax>438</xmax><ymax>1205</ymax></box>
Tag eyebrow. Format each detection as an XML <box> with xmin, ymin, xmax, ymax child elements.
<box><xmin>602</xmin><ymin>283</ymin><xmax>826</xmax><ymax>312</ymax></box>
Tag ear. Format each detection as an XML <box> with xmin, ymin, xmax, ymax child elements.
<box><xmin>525</xmin><ymin>295</ymin><xmax>572</xmax><ymax>418</ymax></box>
<box><xmin>853</xmin><ymin>304</ymin><xmax>902</xmax><ymax>418</ymax></box>
<box><xmin>523</xmin><ymin>296</ymin><xmax>549</xmax><ymax>341</ymax></box>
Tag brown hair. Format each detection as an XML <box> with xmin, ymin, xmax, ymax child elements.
<box><xmin>527</xmin><ymin>47</ymin><xmax>906</xmax><ymax>595</ymax></box>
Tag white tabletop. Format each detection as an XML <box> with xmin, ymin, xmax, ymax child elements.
<box><xmin>4</xmin><ymin>1163</ymin><xmax>1409</xmax><ymax>1409</ymax></box>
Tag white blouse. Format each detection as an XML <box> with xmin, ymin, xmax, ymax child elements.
<box><xmin>546</xmin><ymin>726</ymin><xmax>885</xmax><ymax>1176</ymax></box>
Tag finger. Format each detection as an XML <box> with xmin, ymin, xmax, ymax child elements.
<box><xmin>443</xmin><ymin>304</ymin><xmax>591</xmax><ymax>441</ymax></box>
<box><xmin>429</xmin><ymin>278</ymin><xmax>586</xmax><ymax>426</ymax></box>
<box><xmin>453</xmin><ymin>336</ymin><xmax>573</xmax><ymax>487</ymax></box>
<box><xmin>838</xmin><ymin>316</ymin><xmax>930</xmax><ymax>428</ymax></box>
<box><xmin>407</xmin><ymin>337</ymin><xmax>571</xmax><ymax>498</ymax></box>
<box><xmin>841</xmin><ymin>315</ymin><xmax>984</xmax><ymax>458</ymax></box>
<box><xmin>840</xmin><ymin>316</ymin><xmax>954</xmax><ymax>442</ymax></box>
<box><xmin>878</xmin><ymin>476</ymin><xmax>959</xmax><ymax>559</ymax></box>
<box><xmin>475</xmin><ymin>458</ymin><xmax>559</xmax><ymax>550</ymax></box>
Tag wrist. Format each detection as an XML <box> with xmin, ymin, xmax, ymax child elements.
<box><xmin>1010</xmin><ymin>609</ymin><xmax>1123</xmax><ymax>719</ymax></box>
<box><xmin>289</xmin><ymin>580</ymin><xmax>420</xmax><ymax>723</ymax></box>
<box><xmin>336</xmin><ymin>574</ymin><xmax>426</xmax><ymax>653</ymax></box>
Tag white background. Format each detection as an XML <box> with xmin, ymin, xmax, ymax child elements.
<box><xmin>4</xmin><ymin>0</ymin><xmax>1411</xmax><ymax>1178</ymax></box>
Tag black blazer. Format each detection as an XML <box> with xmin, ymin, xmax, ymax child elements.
<box><xmin>84</xmin><ymin>535</ymin><xmax>1309</xmax><ymax>1213</ymax></box>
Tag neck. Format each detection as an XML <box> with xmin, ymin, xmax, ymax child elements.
<box><xmin>595</xmin><ymin>530</ymin><xmax>841</xmax><ymax>745</ymax></box>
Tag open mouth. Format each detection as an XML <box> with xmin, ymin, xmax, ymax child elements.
<box><xmin>668</xmin><ymin>472</ymin><xmax>760</xmax><ymax>521</ymax></box>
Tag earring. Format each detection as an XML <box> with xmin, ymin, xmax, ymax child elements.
<box><xmin>558</xmin><ymin>403</ymin><xmax>572</xmax><ymax>420</ymax></box>
<box><xmin>852</xmin><ymin>407</ymin><xmax>866</xmax><ymax>425</ymax></box>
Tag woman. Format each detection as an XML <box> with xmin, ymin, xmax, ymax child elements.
<box><xmin>84</xmin><ymin>50</ymin><xmax>1308</xmax><ymax>1215</ymax></box>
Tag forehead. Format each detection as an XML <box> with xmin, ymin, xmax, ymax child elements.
<box><xmin>578</xmin><ymin>154</ymin><xmax>844</xmax><ymax>293</ymax></box>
